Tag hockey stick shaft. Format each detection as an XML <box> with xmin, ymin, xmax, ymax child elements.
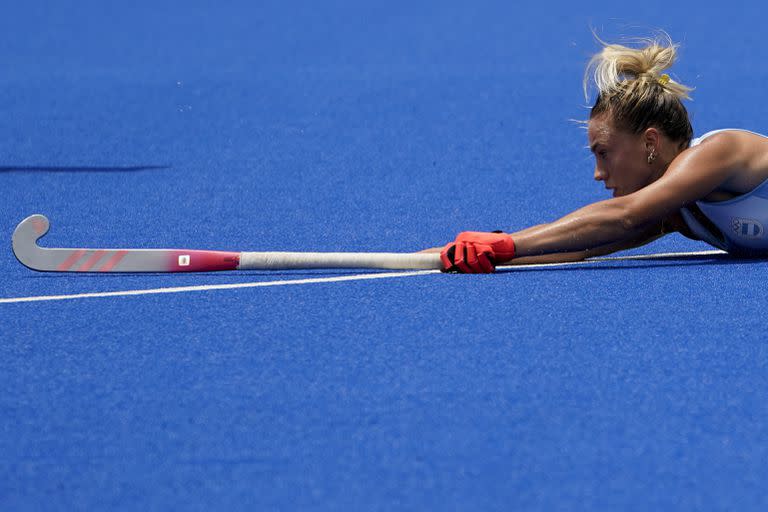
<box><xmin>238</xmin><ymin>251</ymin><xmax>440</xmax><ymax>270</ymax></box>
<box><xmin>12</xmin><ymin>215</ymin><xmax>442</xmax><ymax>272</ymax></box>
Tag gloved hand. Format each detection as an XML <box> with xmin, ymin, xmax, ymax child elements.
<box><xmin>440</xmin><ymin>231</ymin><xmax>516</xmax><ymax>273</ymax></box>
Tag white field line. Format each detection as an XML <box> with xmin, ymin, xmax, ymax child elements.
<box><xmin>0</xmin><ymin>249</ymin><xmax>726</xmax><ymax>304</ymax></box>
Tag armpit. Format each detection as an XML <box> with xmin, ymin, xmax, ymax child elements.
<box><xmin>663</xmin><ymin>211</ymin><xmax>700</xmax><ymax>241</ymax></box>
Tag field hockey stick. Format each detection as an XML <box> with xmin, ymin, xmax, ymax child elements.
<box><xmin>12</xmin><ymin>214</ymin><xmax>443</xmax><ymax>272</ymax></box>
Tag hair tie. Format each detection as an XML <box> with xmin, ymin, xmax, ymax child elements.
<box><xmin>658</xmin><ymin>74</ymin><xmax>670</xmax><ymax>86</ymax></box>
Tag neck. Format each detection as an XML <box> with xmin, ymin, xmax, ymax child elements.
<box><xmin>653</xmin><ymin>145</ymin><xmax>685</xmax><ymax>181</ymax></box>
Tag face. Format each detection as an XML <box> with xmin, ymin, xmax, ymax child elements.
<box><xmin>587</xmin><ymin>115</ymin><xmax>656</xmax><ymax>197</ymax></box>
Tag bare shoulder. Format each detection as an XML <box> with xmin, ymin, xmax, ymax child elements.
<box><xmin>684</xmin><ymin>130</ymin><xmax>768</xmax><ymax>193</ymax></box>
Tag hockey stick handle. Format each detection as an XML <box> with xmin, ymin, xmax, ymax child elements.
<box><xmin>237</xmin><ymin>251</ymin><xmax>442</xmax><ymax>270</ymax></box>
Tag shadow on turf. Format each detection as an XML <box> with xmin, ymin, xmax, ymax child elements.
<box><xmin>0</xmin><ymin>165</ymin><xmax>170</xmax><ymax>173</ymax></box>
<box><xmin>495</xmin><ymin>253</ymin><xmax>765</xmax><ymax>273</ymax></box>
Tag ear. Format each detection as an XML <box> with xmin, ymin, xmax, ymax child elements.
<box><xmin>643</xmin><ymin>127</ymin><xmax>661</xmax><ymax>150</ymax></box>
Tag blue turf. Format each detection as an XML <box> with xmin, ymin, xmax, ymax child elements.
<box><xmin>3</xmin><ymin>1</ymin><xmax>768</xmax><ymax>510</ymax></box>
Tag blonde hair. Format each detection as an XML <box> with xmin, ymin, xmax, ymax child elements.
<box><xmin>584</xmin><ymin>33</ymin><xmax>694</xmax><ymax>146</ymax></box>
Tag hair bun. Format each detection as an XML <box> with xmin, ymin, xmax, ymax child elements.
<box><xmin>584</xmin><ymin>33</ymin><xmax>692</xmax><ymax>101</ymax></box>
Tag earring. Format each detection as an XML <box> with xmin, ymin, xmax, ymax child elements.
<box><xmin>647</xmin><ymin>149</ymin><xmax>656</xmax><ymax>164</ymax></box>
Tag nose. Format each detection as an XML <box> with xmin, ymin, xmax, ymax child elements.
<box><xmin>594</xmin><ymin>165</ymin><xmax>607</xmax><ymax>182</ymax></box>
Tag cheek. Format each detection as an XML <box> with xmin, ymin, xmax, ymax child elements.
<box><xmin>622</xmin><ymin>163</ymin><xmax>654</xmax><ymax>191</ymax></box>
<box><xmin>616</xmin><ymin>150</ymin><xmax>644</xmax><ymax>181</ymax></box>
<box><xmin>603</xmin><ymin>154</ymin><xmax>620</xmax><ymax>175</ymax></box>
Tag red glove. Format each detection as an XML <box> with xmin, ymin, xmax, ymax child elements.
<box><xmin>440</xmin><ymin>231</ymin><xmax>516</xmax><ymax>273</ymax></box>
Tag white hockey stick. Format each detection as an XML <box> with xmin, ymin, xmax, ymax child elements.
<box><xmin>12</xmin><ymin>214</ymin><xmax>442</xmax><ymax>272</ymax></box>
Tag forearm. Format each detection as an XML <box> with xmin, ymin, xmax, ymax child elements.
<box><xmin>423</xmin><ymin>198</ymin><xmax>651</xmax><ymax>265</ymax></box>
<box><xmin>509</xmin><ymin>199</ymin><xmax>636</xmax><ymax>257</ymax></box>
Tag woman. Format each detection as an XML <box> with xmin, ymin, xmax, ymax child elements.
<box><xmin>435</xmin><ymin>35</ymin><xmax>768</xmax><ymax>273</ymax></box>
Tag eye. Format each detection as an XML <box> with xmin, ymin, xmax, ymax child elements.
<box><xmin>598</xmin><ymin>150</ymin><xmax>608</xmax><ymax>158</ymax></box>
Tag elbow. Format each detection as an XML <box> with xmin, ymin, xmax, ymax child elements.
<box><xmin>616</xmin><ymin>199</ymin><xmax>647</xmax><ymax>232</ymax></box>
<box><xmin>620</xmin><ymin>212</ymin><xmax>638</xmax><ymax>232</ymax></box>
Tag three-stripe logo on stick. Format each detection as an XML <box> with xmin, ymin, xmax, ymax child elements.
<box><xmin>57</xmin><ymin>250</ymin><xmax>128</xmax><ymax>271</ymax></box>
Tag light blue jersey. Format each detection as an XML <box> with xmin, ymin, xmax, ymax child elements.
<box><xmin>680</xmin><ymin>129</ymin><xmax>768</xmax><ymax>253</ymax></box>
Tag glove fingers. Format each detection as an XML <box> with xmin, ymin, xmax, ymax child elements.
<box><xmin>439</xmin><ymin>244</ymin><xmax>456</xmax><ymax>271</ymax></box>
<box><xmin>476</xmin><ymin>247</ymin><xmax>495</xmax><ymax>273</ymax></box>
<box><xmin>454</xmin><ymin>242</ymin><xmax>472</xmax><ymax>273</ymax></box>
<box><xmin>464</xmin><ymin>243</ymin><xmax>483</xmax><ymax>273</ymax></box>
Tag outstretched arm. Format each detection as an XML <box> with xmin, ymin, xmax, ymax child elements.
<box><xmin>421</xmin><ymin>219</ymin><xmax>665</xmax><ymax>265</ymax></box>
